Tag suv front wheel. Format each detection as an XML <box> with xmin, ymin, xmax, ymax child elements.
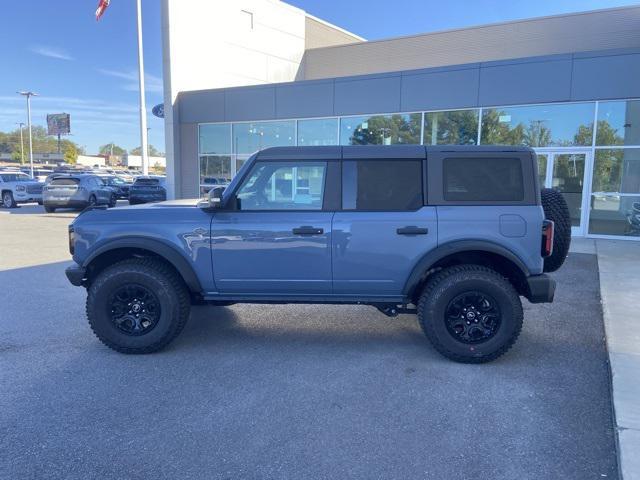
<box><xmin>418</xmin><ymin>265</ymin><xmax>523</xmax><ymax>363</ymax></box>
<box><xmin>86</xmin><ymin>258</ymin><xmax>190</xmax><ymax>353</ymax></box>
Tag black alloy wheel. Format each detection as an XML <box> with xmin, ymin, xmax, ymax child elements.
<box><xmin>108</xmin><ymin>284</ymin><xmax>161</xmax><ymax>336</ymax></box>
<box><xmin>445</xmin><ymin>291</ymin><xmax>501</xmax><ymax>344</ymax></box>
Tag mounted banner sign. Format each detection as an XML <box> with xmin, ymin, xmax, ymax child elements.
<box><xmin>152</xmin><ymin>103</ymin><xmax>164</xmax><ymax>118</ymax></box>
<box><xmin>47</xmin><ymin>113</ymin><xmax>71</xmax><ymax>136</ymax></box>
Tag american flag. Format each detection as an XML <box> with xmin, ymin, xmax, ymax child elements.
<box><xmin>95</xmin><ymin>0</ymin><xmax>110</xmax><ymax>21</ymax></box>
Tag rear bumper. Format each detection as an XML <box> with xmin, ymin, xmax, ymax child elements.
<box><xmin>525</xmin><ymin>274</ymin><xmax>556</xmax><ymax>303</ymax></box>
<box><xmin>44</xmin><ymin>200</ymin><xmax>88</xmax><ymax>208</ymax></box>
<box><xmin>65</xmin><ymin>264</ymin><xmax>86</xmax><ymax>286</ymax></box>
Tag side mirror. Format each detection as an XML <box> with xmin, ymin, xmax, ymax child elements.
<box><xmin>199</xmin><ymin>186</ymin><xmax>226</xmax><ymax>210</ymax></box>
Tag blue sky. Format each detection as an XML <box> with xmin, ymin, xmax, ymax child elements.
<box><xmin>0</xmin><ymin>0</ymin><xmax>636</xmax><ymax>154</ymax></box>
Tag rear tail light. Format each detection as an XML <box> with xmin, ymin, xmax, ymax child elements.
<box><xmin>541</xmin><ymin>220</ymin><xmax>554</xmax><ymax>257</ymax></box>
<box><xmin>68</xmin><ymin>225</ymin><xmax>75</xmax><ymax>256</ymax></box>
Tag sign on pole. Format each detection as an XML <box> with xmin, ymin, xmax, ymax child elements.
<box><xmin>47</xmin><ymin>113</ymin><xmax>71</xmax><ymax>136</ymax></box>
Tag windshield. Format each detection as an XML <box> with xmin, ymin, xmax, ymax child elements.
<box><xmin>0</xmin><ymin>173</ymin><xmax>31</xmax><ymax>182</ymax></box>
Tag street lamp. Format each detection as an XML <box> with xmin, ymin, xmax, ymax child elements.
<box><xmin>17</xmin><ymin>91</ymin><xmax>38</xmax><ymax>178</ymax></box>
<box><xmin>15</xmin><ymin>122</ymin><xmax>25</xmax><ymax>165</ymax></box>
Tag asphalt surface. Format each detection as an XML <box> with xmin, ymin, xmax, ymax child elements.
<box><xmin>1</xmin><ymin>204</ymin><xmax>618</xmax><ymax>479</ymax></box>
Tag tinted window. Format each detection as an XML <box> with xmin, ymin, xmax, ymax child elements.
<box><xmin>0</xmin><ymin>173</ymin><xmax>30</xmax><ymax>182</ymax></box>
<box><xmin>135</xmin><ymin>178</ymin><xmax>160</xmax><ymax>186</ymax></box>
<box><xmin>297</xmin><ymin>118</ymin><xmax>339</xmax><ymax>146</ymax></box>
<box><xmin>340</xmin><ymin>114</ymin><xmax>421</xmax><ymax>146</ymax></box>
<box><xmin>342</xmin><ymin>160</ymin><xmax>422</xmax><ymax>210</ymax></box>
<box><xmin>596</xmin><ymin>100</ymin><xmax>640</xmax><ymax>146</ymax></box>
<box><xmin>424</xmin><ymin>109</ymin><xmax>479</xmax><ymax>145</ymax></box>
<box><xmin>232</xmin><ymin>121</ymin><xmax>295</xmax><ymax>154</ymax></box>
<box><xmin>443</xmin><ymin>157</ymin><xmax>523</xmax><ymax>202</ymax></box>
<box><xmin>236</xmin><ymin>162</ymin><xmax>326</xmax><ymax>210</ymax></box>
<box><xmin>50</xmin><ymin>178</ymin><xmax>80</xmax><ymax>186</ymax></box>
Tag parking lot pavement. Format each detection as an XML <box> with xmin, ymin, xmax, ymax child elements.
<box><xmin>0</xmin><ymin>208</ymin><xmax>618</xmax><ymax>480</ymax></box>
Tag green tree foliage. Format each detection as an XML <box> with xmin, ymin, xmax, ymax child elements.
<box><xmin>63</xmin><ymin>143</ymin><xmax>79</xmax><ymax>164</ymax></box>
<box><xmin>99</xmin><ymin>143</ymin><xmax>127</xmax><ymax>156</ymax></box>
<box><xmin>0</xmin><ymin>125</ymin><xmax>84</xmax><ymax>161</ymax></box>
<box><xmin>346</xmin><ymin>114</ymin><xmax>421</xmax><ymax>145</ymax></box>
<box><xmin>424</xmin><ymin>110</ymin><xmax>478</xmax><ymax>145</ymax></box>
<box><xmin>480</xmin><ymin>109</ymin><xmax>526</xmax><ymax>146</ymax></box>
<box><xmin>130</xmin><ymin>145</ymin><xmax>163</xmax><ymax>156</ymax></box>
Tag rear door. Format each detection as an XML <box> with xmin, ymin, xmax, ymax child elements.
<box><xmin>332</xmin><ymin>149</ymin><xmax>438</xmax><ymax>296</ymax></box>
<box><xmin>211</xmin><ymin>159</ymin><xmax>336</xmax><ymax>295</ymax></box>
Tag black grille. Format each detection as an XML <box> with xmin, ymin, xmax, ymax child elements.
<box><xmin>27</xmin><ymin>184</ymin><xmax>43</xmax><ymax>194</ymax></box>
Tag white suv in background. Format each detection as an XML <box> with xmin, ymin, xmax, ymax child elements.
<box><xmin>0</xmin><ymin>171</ymin><xmax>44</xmax><ymax>208</ymax></box>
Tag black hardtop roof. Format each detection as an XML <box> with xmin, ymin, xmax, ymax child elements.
<box><xmin>256</xmin><ymin>145</ymin><xmax>534</xmax><ymax>161</ymax></box>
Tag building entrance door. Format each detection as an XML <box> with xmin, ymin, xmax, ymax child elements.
<box><xmin>536</xmin><ymin>150</ymin><xmax>592</xmax><ymax>236</ymax></box>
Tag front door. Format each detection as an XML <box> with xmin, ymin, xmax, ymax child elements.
<box><xmin>211</xmin><ymin>160</ymin><xmax>333</xmax><ymax>295</ymax></box>
<box><xmin>536</xmin><ymin>151</ymin><xmax>592</xmax><ymax>236</ymax></box>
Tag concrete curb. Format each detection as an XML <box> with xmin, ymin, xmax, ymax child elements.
<box><xmin>594</xmin><ymin>239</ymin><xmax>640</xmax><ymax>480</ymax></box>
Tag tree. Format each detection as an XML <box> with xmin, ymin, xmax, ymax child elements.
<box><xmin>63</xmin><ymin>143</ymin><xmax>79</xmax><ymax>164</ymax></box>
<box><xmin>130</xmin><ymin>145</ymin><xmax>163</xmax><ymax>156</ymax></box>
<box><xmin>99</xmin><ymin>143</ymin><xmax>127</xmax><ymax>156</ymax></box>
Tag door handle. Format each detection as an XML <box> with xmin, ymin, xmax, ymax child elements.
<box><xmin>397</xmin><ymin>226</ymin><xmax>429</xmax><ymax>235</ymax></box>
<box><xmin>292</xmin><ymin>226</ymin><xmax>324</xmax><ymax>235</ymax></box>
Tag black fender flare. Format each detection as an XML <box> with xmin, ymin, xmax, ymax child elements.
<box><xmin>82</xmin><ymin>237</ymin><xmax>202</xmax><ymax>293</ymax></box>
<box><xmin>402</xmin><ymin>240</ymin><xmax>531</xmax><ymax>298</ymax></box>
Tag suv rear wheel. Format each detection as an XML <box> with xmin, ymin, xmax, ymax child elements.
<box><xmin>86</xmin><ymin>258</ymin><xmax>190</xmax><ymax>354</ymax></box>
<box><xmin>417</xmin><ymin>265</ymin><xmax>523</xmax><ymax>363</ymax></box>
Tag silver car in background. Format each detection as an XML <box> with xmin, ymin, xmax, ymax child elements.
<box><xmin>43</xmin><ymin>174</ymin><xmax>117</xmax><ymax>213</ymax></box>
<box><xmin>0</xmin><ymin>171</ymin><xmax>44</xmax><ymax>208</ymax></box>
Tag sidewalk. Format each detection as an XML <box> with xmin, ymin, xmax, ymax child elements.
<box><xmin>572</xmin><ymin>238</ymin><xmax>640</xmax><ymax>480</ymax></box>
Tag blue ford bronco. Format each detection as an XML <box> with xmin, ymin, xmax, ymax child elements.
<box><xmin>66</xmin><ymin>146</ymin><xmax>570</xmax><ymax>363</ymax></box>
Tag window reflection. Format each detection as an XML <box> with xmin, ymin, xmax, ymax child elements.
<box><xmin>232</xmin><ymin>121</ymin><xmax>295</xmax><ymax>154</ymax></box>
<box><xmin>596</xmin><ymin>100</ymin><xmax>640</xmax><ymax>146</ymax></box>
<box><xmin>589</xmin><ymin>194</ymin><xmax>640</xmax><ymax>237</ymax></box>
<box><xmin>199</xmin><ymin>124</ymin><xmax>231</xmax><ymax>155</ymax></box>
<box><xmin>297</xmin><ymin>118</ymin><xmax>338</xmax><ymax>146</ymax></box>
<box><xmin>340</xmin><ymin>114</ymin><xmax>421</xmax><ymax>145</ymax></box>
<box><xmin>424</xmin><ymin>109</ymin><xmax>478</xmax><ymax>145</ymax></box>
<box><xmin>481</xmin><ymin>103</ymin><xmax>594</xmax><ymax>147</ymax></box>
<box><xmin>592</xmin><ymin>149</ymin><xmax>640</xmax><ymax>194</ymax></box>
<box><xmin>199</xmin><ymin>155</ymin><xmax>232</xmax><ymax>196</ymax></box>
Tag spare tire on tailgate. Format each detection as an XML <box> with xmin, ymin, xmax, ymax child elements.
<box><xmin>541</xmin><ymin>188</ymin><xmax>571</xmax><ymax>273</ymax></box>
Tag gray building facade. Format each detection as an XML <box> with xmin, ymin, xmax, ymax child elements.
<box><xmin>166</xmin><ymin>5</ymin><xmax>640</xmax><ymax>239</ymax></box>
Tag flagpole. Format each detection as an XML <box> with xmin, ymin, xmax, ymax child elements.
<box><xmin>136</xmin><ymin>0</ymin><xmax>149</xmax><ymax>175</ymax></box>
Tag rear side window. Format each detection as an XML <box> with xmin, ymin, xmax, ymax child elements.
<box><xmin>443</xmin><ymin>157</ymin><xmax>523</xmax><ymax>202</ymax></box>
<box><xmin>342</xmin><ymin>160</ymin><xmax>423</xmax><ymax>210</ymax></box>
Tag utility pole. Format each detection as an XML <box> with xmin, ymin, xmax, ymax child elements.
<box><xmin>17</xmin><ymin>91</ymin><xmax>38</xmax><ymax>178</ymax></box>
<box><xmin>136</xmin><ymin>0</ymin><xmax>149</xmax><ymax>175</ymax></box>
<box><xmin>15</xmin><ymin>122</ymin><xmax>25</xmax><ymax>165</ymax></box>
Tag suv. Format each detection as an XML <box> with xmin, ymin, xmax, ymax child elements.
<box><xmin>43</xmin><ymin>174</ymin><xmax>117</xmax><ymax>213</ymax></box>
<box><xmin>65</xmin><ymin>146</ymin><xmax>570</xmax><ymax>363</ymax></box>
<box><xmin>128</xmin><ymin>176</ymin><xmax>167</xmax><ymax>205</ymax></box>
<box><xmin>0</xmin><ymin>171</ymin><xmax>44</xmax><ymax>208</ymax></box>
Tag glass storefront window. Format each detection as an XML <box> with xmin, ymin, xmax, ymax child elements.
<box><xmin>592</xmin><ymin>149</ymin><xmax>640</xmax><ymax>194</ymax></box>
<box><xmin>199</xmin><ymin>124</ymin><xmax>231</xmax><ymax>155</ymax></box>
<box><xmin>481</xmin><ymin>103</ymin><xmax>595</xmax><ymax>147</ymax></box>
<box><xmin>589</xmin><ymin>194</ymin><xmax>640</xmax><ymax>236</ymax></box>
<box><xmin>297</xmin><ymin>118</ymin><xmax>339</xmax><ymax>146</ymax></box>
<box><xmin>424</xmin><ymin>109</ymin><xmax>478</xmax><ymax>145</ymax></box>
<box><xmin>232</xmin><ymin>121</ymin><xmax>295</xmax><ymax>154</ymax></box>
<box><xmin>536</xmin><ymin>153</ymin><xmax>548</xmax><ymax>188</ymax></box>
<box><xmin>340</xmin><ymin>113</ymin><xmax>421</xmax><ymax>145</ymax></box>
<box><xmin>596</xmin><ymin>100</ymin><xmax>640</xmax><ymax>146</ymax></box>
<box><xmin>200</xmin><ymin>155</ymin><xmax>232</xmax><ymax>196</ymax></box>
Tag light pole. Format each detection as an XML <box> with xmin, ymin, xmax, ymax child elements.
<box><xmin>15</xmin><ymin>122</ymin><xmax>25</xmax><ymax>165</ymax></box>
<box><xmin>136</xmin><ymin>0</ymin><xmax>149</xmax><ymax>175</ymax></box>
<box><xmin>17</xmin><ymin>91</ymin><xmax>38</xmax><ymax>177</ymax></box>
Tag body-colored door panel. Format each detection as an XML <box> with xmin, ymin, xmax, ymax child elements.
<box><xmin>211</xmin><ymin>212</ymin><xmax>333</xmax><ymax>294</ymax></box>
<box><xmin>332</xmin><ymin>208</ymin><xmax>438</xmax><ymax>295</ymax></box>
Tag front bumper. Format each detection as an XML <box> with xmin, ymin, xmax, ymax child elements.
<box><xmin>525</xmin><ymin>274</ymin><xmax>556</xmax><ymax>303</ymax></box>
<box><xmin>65</xmin><ymin>264</ymin><xmax>86</xmax><ymax>286</ymax></box>
<box><xmin>15</xmin><ymin>192</ymin><xmax>42</xmax><ymax>203</ymax></box>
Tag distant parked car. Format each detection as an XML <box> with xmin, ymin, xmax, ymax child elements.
<box><xmin>0</xmin><ymin>171</ymin><xmax>44</xmax><ymax>208</ymax></box>
<box><xmin>200</xmin><ymin>176</ymin><xmax>230</xmax><ymax>196</ymax></box>
<box><xmin>96</xmin><ymin>174</ymin><xmax>131</xmax><ymax>199</ymax></box>
<box><xmin>19</xmin><ymin>167</ymin><xmax>54</xmax><ymax>182</ymax></box>
<box><xmin>128</xmin><ymin>176</ymin><xmax>167</xmax><ymax>205</ymax></box>
<box><xmin>43</xmin><ymin>174</ymin><xmax>117</xmax><ymax>213</ymax></box>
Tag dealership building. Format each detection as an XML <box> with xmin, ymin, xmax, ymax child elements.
<box><xmin>161</xmin><ymin>1</ymin><xmax>640</xmax><ymax>238</ymax></box>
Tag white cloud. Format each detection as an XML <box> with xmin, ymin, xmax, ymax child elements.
<box><xmin>97</xmin><ymin>68</ymin><xmax>164</xmax><ymax>93</ymax></box>
<box><xmin>30</xmin><ymin>45</ymin><xmax>74</xmax><ymax>61</ymax></box>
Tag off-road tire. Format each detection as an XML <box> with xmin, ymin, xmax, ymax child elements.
<box><xmin>44</xmin><ymin>205</ymin><xmax>56</xmax><ymax>213</ymax></box>
<box><xmin>2</xmin><ymin>191</ymin><xmax>17</xmax><ymax>208</ymax></box>
<box><xmin>86</xmin><ymin>258</ymin><xmax>190</xmax><ymax>354</ymax></box>
<box><xmin>541</xmin><ymin>188</ymin><xmax>571</xmax><ymax>272</ymax></box>
<box><xmin>417</xmin><ymin>265</ymin><xmax>523</xmax><ymax>363</ymax></box>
